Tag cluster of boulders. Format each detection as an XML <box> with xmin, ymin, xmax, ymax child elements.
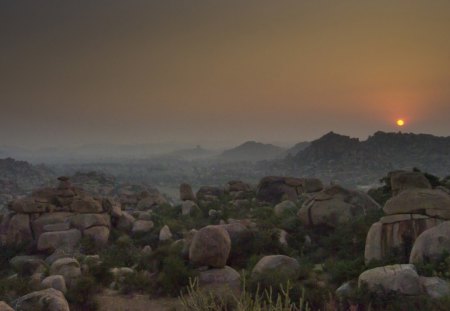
<box><xmin>364</xmin><ymin>171</ymin><xmax>450</xmax><ymax>263</ymax></box>
<box><xmin>344</xmin><ymin>171</ymin><xmax>450</xmax><ymax>302</ymax></box>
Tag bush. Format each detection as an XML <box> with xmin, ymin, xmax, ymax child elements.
<box><xmin>66</xmin><ymin>275</ymin><xmax>100</xmax><ymax>310</ymax></box>
<box><xmin>0</xmin><ymin>277</ymin><xmax>32</xmax><ymax>303</ymax></box>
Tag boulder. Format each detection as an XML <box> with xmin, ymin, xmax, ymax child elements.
<box><xmin>274</xmin><ymin>200</ymin><xmax>297</xmax><ymax>217</ymax></box>
<box><xmin>298</xmin><ymin>185</ymin><xmax>380</xmax><ymax>227</ymax></box>
<box><xmin>50</xmin><ymin>258</ymin><xmax>81</xmax><ymax>286</ymax></box>
<box><xmin>358</xmin><ymin>264</ymin><xmax>422</xmax><ymax>295</ymax></box>
<box><xmin>159</xmin><ymin>225</ymin><xmax>173</xmax><ymax>241</ymax></box>
<box><xmin>37</xmin><ymin>229</ymin><xmax>81</xmax><ymax>252</ymax></box>
<box><xmin>251</xmin><ymin>255</ymin><xmax>301</xmax><ymax>283</ymax></box>
<box><xmin>198</xmin><ymin>266</ymin><xmax>241</xmax><ymax>295</ymax></box>
<box><xmin>364</xmin><ymin>214</ymin><xmax>442</xmax><ymax>264</ymax></box>
<box><xmin>132</xmin><ymin>220</ymin><xmax>154</xmax><ymax>233</ymax></box>
<box><xmin>84</xmin><ymin>226</ymin><xmax>110</xmax><ymax>247</ymax></box>
<box><xmin>70</xmin><ymin>213</ymin><xmax>111</xmax><ymax>231</ymax></box>
<box><xmin>43</xmin><ymin>223</ymin><xmax>70</xmax><ymax>232</ymax></box>
<box><xmin>390</xmin><ymin>171</ymin><xmax>432</xmax><ymax>196</ymax></box>
<box><xmin>41</xmin><ymin>275</ymin><xmax>67</xmax><ymax>293</ymax></box>
<box><xmin>180</xmin><ymin>183</ymin><xmax>196</xmax><ymax>201</ymax></box>
<box><xmin>189</xmin><ymin>225</ymin><xmax>231</xmax><ymax>268</ymax></box>
<box><xmin>383</xmin><ymin>189</ymin><xmax>450</xmax><ymax>218</ymax></box>
<box><xmin>0</xmin><ymin>302</ymin><xmax>13</xmax><ymax>311</ymax></box>
<box><xmin>9</xmin><ymin>198</ymin><xmax>47</xmax><ymax>213</ymax></box>
<box><xmin>410</xmin><ymin>221</ymin><xmax>450</xmax><ymax>264</ymax></box>
<box><xmin>31</xmin><ymin>212</ymin><xmax>73</xmax><ymax>240</ymax></box>
<box><xmin>116</xmin><ymin>211</ymin><xmax>135</xmax><ymax>231</ymax></box>
<box><xmin>0</xmin><ymin>213</ymin><xmax>33</xmax><ymax>246</ymax></box>
<box><xmin>420</xmin><ymin>277</ymin><xmax>450</xmax><ymax>299</ymax></box>
<box><xmin>71</xmin><ymin>197</ymin><xmax>103</xmax><ymax>213</ymax></box>
<box><xmin>13</xmin><ymin>288</ymin><xmax>70</xmax><ymax>311</ymax></box>
<box><xmin>10</xmin><ymin>256</ymin><xmax>46</xmax><ymax>277</ymax></box>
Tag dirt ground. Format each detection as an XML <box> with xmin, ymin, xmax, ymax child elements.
<box><xmin>96</xmin><ymin>292</ymin><xmax>182</xmax><ymax>311</ymax></box>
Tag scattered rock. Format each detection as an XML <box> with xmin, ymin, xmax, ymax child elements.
<box><xmin>198</xmin><ymin>266</ymin><xmax>241</xmax><ymax>295</ymax></box>
<box><xmin>159</xmin><ymin>225</ymin><xmax>173</xmax><ymax>241</ymax></box>
<box><xmin>358</xmin><ymin>264</ymin><xmax>422</xmax><ymax>295</ymax></box>
<box><xmin>274</xmin><ymin>200</ymin><xmax>297</xmax><ymax>216</ymax></box>
<box><xmin>84</xmin><ymin>226</ymin><xmax>110</xmax><ymax>247</ymax></box>
<box><xmin>181</xmin><ymin>200</ymin><xmax>200</xmax><ymax>216</ymax></box>
<box><xmin>251</xmin><ymin>255</ymin><xmax>301</xmax><ymax>283</ymax></box>
<box><xmin>420</xmin><ymin>276</ymin><xmax>450</xmax><ymax>299</ymax></box>
<box><xmin>50</xmin><ymin>258</ymin><xmax>81</xmax><ymax>287</ymax></box>
<box><xmin>189</xmin><ymin>225</ymin><xmax>231</xmax><ymax>268</ymax></box>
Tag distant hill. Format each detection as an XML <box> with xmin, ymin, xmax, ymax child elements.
<box><xmin>285</xmin><ymin>141</ymin><xmax>310</xmax><ymax>157</ymax></box>
<box><xmin>164</xmin><ymin>145</ymin><xmax>218</xmax><ymax>161</ymax></box>
<box><xmin>218</xmin><ymin>141</ymin><xmax>286</xmax><ymax>162</ymax></box>
<box><xmin>285</xmin><ymin>131</ymin><xmax>450</xmax><ymax>185</ymax></box>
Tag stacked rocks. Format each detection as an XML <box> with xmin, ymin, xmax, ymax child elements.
<box><xmin>189</xmin><ymin>225</ymin><xmax>240</xmax><ymax>294</ymax></box>
<box><xmin>0</xmin><ymin>177</ymin><xmax>123</xmax><ymax>251</ymax></box>
<box><xmin>364</xmin><ymin>172</ymin><xmax>450</xmax><ymax>264</ymax></box>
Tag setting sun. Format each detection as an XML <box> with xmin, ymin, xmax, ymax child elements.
<box><xmin>396</xmin><ymin>119</ymin><xmax>405</xmax><ymax>127</ymax></box>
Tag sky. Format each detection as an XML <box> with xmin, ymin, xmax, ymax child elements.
<box><xmin>1</xmin><ymin>0</ymin><xmax>450</xmax><ymax>148</ymax></box>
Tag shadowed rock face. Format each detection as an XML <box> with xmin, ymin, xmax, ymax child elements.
<box><xmin>256</xmin><ymin>176</ymin><xmax>323</xmax><ymax>204</ymax></box>
<box><xmin>410</xmin><ymin>221</ymin><xmax>450</xmax><ymax>264</ymax></box>
<box><xmin>364</xmin><ymin>215</ymin><xmax>443</xmax><ymax>264</ymax></box>
<box><xmin>389</xmin><ymin>171</ymin><xmax>432</xmax><ymax>195</ymax></box>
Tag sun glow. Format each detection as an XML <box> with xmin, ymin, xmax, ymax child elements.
<box><xmin>396</xmin><ymin>119</ymin><xmax>405</xmax><ymax>127</ymax></box>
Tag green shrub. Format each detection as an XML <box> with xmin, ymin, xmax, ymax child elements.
<box><xmin>0</xmin><ymin>277</ymin><xmax>32</xmax><ymax>303</ymax></box>
<box><xmin>66</xmin><ymin>275</ymin><xmax>100</xmax><ymax>310</ymax></box>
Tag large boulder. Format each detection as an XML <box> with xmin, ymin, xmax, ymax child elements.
<box><xmin>37</xmin><ymin>229</ymin><xmax>82</xmax><ymax>252</ymax></box>
<box><xmin>298</xmin><ymin>185</ymin><xmax>380</xmax><ymax>227</ymax></box>
<box><xmin>189</xmin><ymin>225</ymin><xmax>231</xmax><ymax>268</ymax></box>
<box><xmin>0</xmin><ymin>213</ymin><xmax>33</xmax><ymax>246</ymax></box>
<box><xmin>251</xmin><ymin>255</ymin><xmax>301</xmax><ymax>283</ymax></box>
<box><xmin>225</xmin><ymin>180</ymin><xmax>251</xmax><ymax>193</ymax></box>
<box><xmin>41</xmin><ymin>275</ymin><xmax>67</xmax><ymax>293</ymax></box>
<box><xmin>420</xmin><ymin>277</ymin><xmax>450</xmax><ymax>299</ymax></box>
<box><xmin>181</xmin><ymin>200</ymin><xmax>200</xmax><ymax>216</ymax></box>
<box><xmin>409</xmin><ymin>221</ymin><xmax>450</xmax><ymax>264</ymax></box>
<box><xmin>13</xmin><ymin>288</ymin><xmax>70</xmax><ymax>311</ymax></box>
<box><xmin>358</xmin><ymin>264</ymin><xmax>422</xmax><ymax>295</ymax></box>
<box><xmin>383</xmin><ymin>189</ymin><xmax>450</xmax><ymax>218</ymax></box>
<box><xmin>159</xmin><ymin>225</ymin><xmax>173</xmax><ymax>241</ymax></box>
<box><xmin>180</xmin><ymin>183</ymin><xmax>196</xmax><ymax>201</ymax></box>
<box><xmin>390</xmin><ymin>171</ymin><xmax>432</xmax><ymax>196</ymax></box>
<box><xmin>116</xmin><ymin>211</ymin><xmax>136</xmax><ymax>231</ymax></box>
<box><xmin>50</xmin><ymin>258</ymin><xmax>81</xmax><ymax>287</ymax></box>
<box><xmin>364</xmin><ymin>214</ymin><xmax>443</xmax><ymax>264</ymax></box>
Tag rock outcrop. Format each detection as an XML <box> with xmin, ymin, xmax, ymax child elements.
<box><xmin>251</xmin><ymin>255</ymin><xmax>301</xmax><ymax>283</ymax></box>
<box><xmin>13</xmin><ymin>288</ymin><xmax>70</xmax><ymax>311</ymax></box>
<box><xmin>298</xmin><ymin>185</ymin><xmax>380</xmax><ymax>228</ymax></box>
<box><xmin>365</xmin><ymin>188</ymin><xmax>450</xmax><ymax>263</ymax></box>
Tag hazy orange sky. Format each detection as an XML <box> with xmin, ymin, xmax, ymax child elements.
<box><xmin>1</xmin><ymin>0</ymin><xmax>449</xmax><ymax>148</ymax></box>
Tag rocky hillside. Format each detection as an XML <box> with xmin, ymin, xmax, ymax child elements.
<box><xmin>286</xmin><ymin>131</ymin><xmax>450</xmax><ymax>186</ymax></box>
